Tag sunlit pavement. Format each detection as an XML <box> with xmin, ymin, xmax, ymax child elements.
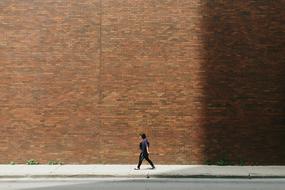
<box><xmin>1</xmin><ymin>165</ymin><xmax>285</xmax><ymax>178</ymax></box>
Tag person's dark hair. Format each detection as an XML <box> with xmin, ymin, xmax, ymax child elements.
<box><xmin>140</xmin><ymin>133</ymin><xmax>146</xmax><ymax>139</ymax></box>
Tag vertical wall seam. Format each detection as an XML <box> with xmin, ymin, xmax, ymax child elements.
<box><xmin>99</xmin><ymin>0</ymin><xmax>103</xmax><ymax>105</ymax></box>
<box><xmin>98</xmin><ymin>0</ymin><xmax>103</xmax><ymax>162</ymax></box>
<box><xmin>98</xmin><ymin>0</ymin><xmax>103</xmax><ymax>163</ymax></box>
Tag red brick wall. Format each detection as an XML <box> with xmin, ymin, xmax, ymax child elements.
<box><xmin>0</xmin><ymin>0</ymin><xmax>284</xmax><ymax>164</ymax></box>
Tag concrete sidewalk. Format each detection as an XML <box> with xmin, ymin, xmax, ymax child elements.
<box><xmin>0</xmin><ymin>165</ymin><xmax>285</xmax><ymax>178</ymax></box>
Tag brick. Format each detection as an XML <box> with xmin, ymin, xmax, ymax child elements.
<box><xmin>0</xmin><ymin>0</ymin><xmax>284</xmax><ymax>164</ymax></box>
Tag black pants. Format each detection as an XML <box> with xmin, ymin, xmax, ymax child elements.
<box><xmin>137</xmin><ymin>152</ymin><xmax>155</xmax><ymax>169</ymax></box>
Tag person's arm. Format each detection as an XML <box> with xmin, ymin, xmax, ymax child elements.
<box><xmin>146</xmin><ymin>143</ymin><xmax>150</xmax><ymax>154</ymax></box>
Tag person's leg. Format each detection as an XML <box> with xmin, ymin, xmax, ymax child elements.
<box><xmin>137</xmin><ymin>153</ymin><xmax>144</xmax><ymax>169</ymax></box>
<box><xmin>144</xmin><ymin>154</ymin><xmax>155</xmax><ymax>168</ymax></box>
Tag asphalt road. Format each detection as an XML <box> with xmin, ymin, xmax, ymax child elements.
<box><xmin>0</xmin><ymin>178</ymin><xmax>285</xmax><ymax>190</ymax></box>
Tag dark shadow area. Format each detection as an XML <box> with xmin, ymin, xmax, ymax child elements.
<box><xmin>201</xmin><ymin>1</ymin><xmax>285</xmax><ymax>165</ymax></box>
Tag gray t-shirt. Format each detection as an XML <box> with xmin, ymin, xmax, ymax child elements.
<box><xmin>140</xmin><ymin>139</ymin><xmax>149</xmax><ymax>154</ymax></box>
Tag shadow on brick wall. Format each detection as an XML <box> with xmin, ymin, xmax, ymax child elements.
<box><xmin>200</xmin><ymin>1</ymin><xmax>285</xmax><ymax>165</ymax></box>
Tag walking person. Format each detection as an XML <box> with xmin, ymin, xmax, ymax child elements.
<box><xmin>135</xmin><ymin>133</ymin><xmax>155</xmax><ymax>170</ymax></box>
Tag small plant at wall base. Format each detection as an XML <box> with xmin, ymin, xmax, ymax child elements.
<box><xmin>205</xmin><ymin>154</ymin><xmax>233</xmax><ymax>166</ymax></box>
<box><xmin>216</xmin><ymin>158</ymin><xmax>231</xmax><ymax>166</ymax></box>
<box><xmin>205</xmin><ymin>160</ymin><xmax>213</xmax><ymax>165</ymax></box>
<box><xmin>214</xmin><ymin>154</ymin><xmax>232</xmax><ymax>166</ymax></box>
<box><xmin>239</xmin><ymin>159</ymin><xmax>245</xmax><ymax>166</ymax></box>
<box><xmin>205</xmin><ymin>159</ymin><xmax>246</xmax><ymax>166</ymax></box>
<box><xmin>26</xmin><ymin>159</ymin><xmax>39</xmax><ymax>165</ymax></box>
<box><xmin>48</xmin><ymin>160</ymin><xmax>64</xmax><ymax>165</ymax></box>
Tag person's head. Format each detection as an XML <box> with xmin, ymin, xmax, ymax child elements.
<box><xmin>140</xmin><ymin>133</ymin><xmax>146</xmax><ymax>139</ymax></box>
